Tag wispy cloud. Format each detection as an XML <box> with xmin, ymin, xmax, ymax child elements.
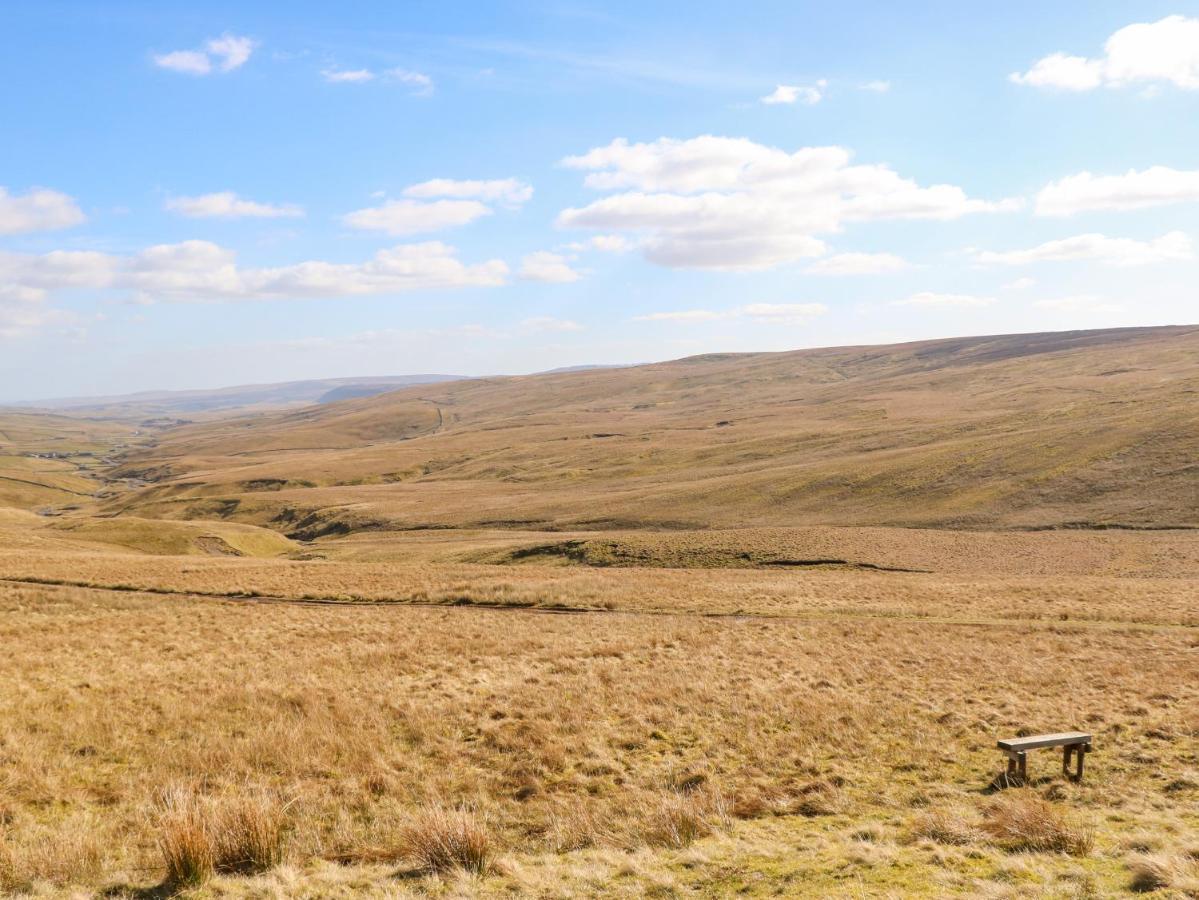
<box><xmin>972</xmin><ymin>231</ymin><xmax>1192</xmax><ymax>267</ymax></box>
<box><xmin>321</xmin><ymin>66</ymin><xmax>433</xmax><ymax>94</ymax></box>
<box><xmin>518</xmin><ymin>251</ymin><xmax>582</xmax><ymax>283</ymax></box>
<box><xmin>634</xmin><ymin>303</ymin><xmax>826</xmax><ymax>324</ymax></box>
<box><xmin>165</xmin><ymin>192</ymin><xmax>303</xmax><ymax>219</ymax></box>
<box><xmin>892</xmin><ymin>292</ymin><xmax>994</xmax><ymax>308</ymax></box>
<box><xmin>760</xmin><ymin>80</ymin><xmax>827</xmax><ymax>105</ymax></box>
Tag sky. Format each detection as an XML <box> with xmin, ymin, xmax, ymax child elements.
<box><xmin>2</xmin><ymin>1</ymin><xmax>1198</xmax><ymax>401</ymax></box>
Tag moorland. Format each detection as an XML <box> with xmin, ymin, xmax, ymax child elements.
<box><xmin>1</xmin><ymin>325</ymin><xmax>1196</xmax><ymax>897</ymax></box>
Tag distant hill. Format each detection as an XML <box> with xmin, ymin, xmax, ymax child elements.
<box><xmin>16</xmin><ymin>375</ymin><xmax>465</xmax><ymax>418</ymax></box>
<box><xmin>107</xmin><ymin>325</ymin><xmax>1199</xmax><ymax>532</ymax></box>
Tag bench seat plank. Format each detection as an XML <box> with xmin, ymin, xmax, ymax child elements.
<box><xmin>997</xmin><ymin>732</ymin><xmax>1091</xmax><ymax>752</ymax></box>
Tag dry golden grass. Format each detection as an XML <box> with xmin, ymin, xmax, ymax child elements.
<box><xmin>105</xmin><ymin>326</ymin><xmax>1199</xmax><ymax>533</ymax></box>
<box><xmin>2</xmin><ymin>327</ymin><xmax>1198</xmax><ymax>896</ymax></box>
<box><xmin>0</xmin><ymin>576</ymin><xmax>1195</xmax><ymax>896</ymax></box>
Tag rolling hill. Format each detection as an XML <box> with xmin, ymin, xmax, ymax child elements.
<box><xmin>8</xmin><ymin>374</ymin><xmax>464</xmax><ymax>419</ymax></box>
<box><xmin>103</xmin><ymin>325</ymin><xmax>1199</xmax><ymax>535</ymax></box>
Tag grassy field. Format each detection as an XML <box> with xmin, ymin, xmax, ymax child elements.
<box><xmin>1</xmin><ymin>327</ymin><xmax>1197</xmax><ymax>896</ymax></box>
<box><xmin>1</xmin><ymin>577</ymin><xmax>1195</xmax><ymax>897</ymax></box>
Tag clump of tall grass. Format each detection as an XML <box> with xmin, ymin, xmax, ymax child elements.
<box><xmin>1127</xmin><ymin>852</ymin><xmax>1199</xmax><ymax>894</ymax></box>
<box><xmin>0</xmin><ymin>817</ymin><xmax>104</xmax><ymax>893</ymax></box>
<box><xmin>637</xmin><ymin>785</ymin><xmax>730</xmax><ymax>849</ymax></box>
<box><xmin>911</xmin><ymin>807</ymin><xmax>981</xmax><ymax>846</ymax></box>
<box><xmin>981</xmin><ymin>791</ymin><xmax>1093</xmax><ymax>856</ymax></box>
<box><xmin>397</xmin><ymin>805</ymin><xmax>492</xmax><ymax>875</ymax></box>
<box><xmin>155</xmin><ymin>785</ymin><xmax>289</xmax><ymax>886</ymax></box>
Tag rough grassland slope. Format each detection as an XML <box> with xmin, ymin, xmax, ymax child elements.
<box><xmin>109</xmin><ymin>326</ymin><xmax>1199</xmax><ymax>533</ymax></box>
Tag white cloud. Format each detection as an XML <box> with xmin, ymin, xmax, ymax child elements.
<box><xmin>0</xmin><ymin>240</ymin><xmax>508</xmax><ymax>306</ymax></box>
<box><xmin>1033</xmin><ymin>295</ymin><xmax>1125</xmax><ymax>314</ymax></box>
<box><xmin>388</xmin><ymin>68</ymin><xmax>434</xmax><ymax>95</ymax></box>
<box><xmin>1011</xmin><ymin>16</ymin><xmax>1199</xmax><ymax>91</ymax></box>
<box><xmin>206</xmin><ymin>34</ymin><xmax>255</xmax><ymax>71</ymax></box>
<box><xmin>893</xmin><ymin>292</ymin><xmax>995</xmax><ymax>308</ymax></box>
<box><xmin>1036</xmin><ymin>166</ymin><xmax>1199</xmax><ymax>216</ymax></box>
<box><xmin>403</xmin><ymin>178</ymin><xmax>532</xmax><ymax>206</ymax></box>
<box><xmin>520</xmin><ymin>316</ymin><xmax>583</xmax><ymax>333</ymax></box>
<box><xmin>739</xmin><ymin>302</ymin><xmax>827</xmax><ymax>323</ymax></box>
<box><xmin>317</xmin><ymin>66</ymin><xmax>433</xmax><ymax>93</ymax></box>
<box><xmin>1003</xmin><ymin>277</ymin><xmax>1037</xmax><ymax>290</ymax></box>
<box><xmin>519</xmin><ymin>251</ymin><xmax>582</xmax><ymax>283</ymax></box>
<box><xmin>342</xmin><ymin>198</ymin><xmax>491</xmax><ymax>235</ymax></box>
<box><xmin>165</xmin><ymin>191</ymin><xmax>303</xmax><ymax>219</ymax></box>
<box><xmin>0</xmin><ymin>187</ymin><xmax>85</xmax><ymax>235</ymax></box>
<box><xmin>634</xmin><ymin>302</ymin><xmax>826</xmax><ymax>324</ymax></box>
<box><xmin>558</xmin><ymin>136</ymin><xmax>1018</xmax><ymax>270</ymax></box>
<box><xmin>973</xmin><ymin>231</ymin><xmax>1192</xmax><ymax>267</ymax></box>
<box><xmin>633</xmin><ymin>309</ymin><xmax>725</xmax><ymax>322</ymax></box>
<box><xmin>761</xmin><ymin>80</ymin><xmax>827</xmax><ymax>105</ymax></box>
<box><xmin>153</xmin><ymin>50</ymin><xmax>212</xmax><ymax>75</ymax></box>
<box><xmin>322</xmin><ymin>68</ymin><xmax>375</xmax><ymax>83</ymax></box>
<box><xmin>806</xmin><ymin>252</ymin><xmax>910</xmax><ymax>275</ymax></box>
<box><xmin>860</xmin><ymin>80</ymin><xmax>892</xmax><ymax>93</ymax></box>
<box><xmin>154</xmin><ymin>33</ymin><xmax>256</xmax><ymax>75</ymax></box>
<box><xmin>563</xmin><ymin>234</ymin><xmax>635</xmax><ymax>253</ymax></box>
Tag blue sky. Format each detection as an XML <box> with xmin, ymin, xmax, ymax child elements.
<box><xmin>2</xmin><ymin>1</ymin><xmax>1198</xmax><ymax>400</ymax></box>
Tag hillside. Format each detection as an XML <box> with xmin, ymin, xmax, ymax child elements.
<box><xmin>8</xmin><ymin>374</ymin><xmax>463</xmax><ymax>419</ymax></box>
<box><xmin>105</xmin><ymin>325</ymin><xmax>1199</xmax><ymax>534</ymax></box>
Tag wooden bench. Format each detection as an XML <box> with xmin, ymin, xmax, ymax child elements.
<box><xmin>997</xmin><ymin>732</ymin><xmax>1092</xmax><ymax>784</ymax></box>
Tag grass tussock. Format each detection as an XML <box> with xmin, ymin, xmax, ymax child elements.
<box><xmin>912</xmin><ymin>806</ymin><xmax>981</xmax><ymax>846</ymax></box>
<box><xmin>0</xmin><ymin>816</ymin><xmax>104</xmax><ymax>893</ymax></box>
<box><xmin>155</xmin><ymin>785</ymin><xmax>288</xmax><ymax>886</ymax></box>
<box><xmin>637</xmin><ymin>786</ymin><xmax>730</xmax><ymax>849</ymax></box>
<box><xmin>397</xmin><ymin>806</ymin><xmax>492</xmax><ymax>875</ymax></box>
<box><xmin>1128</xmin><ymin>852</ymin><xmax>1199</xmax><ymax>894</ymax></box>
<box><xmin>981</xmin><ymin>792</ymin><xmax>1094</xmax><ymax>856</ymax></box>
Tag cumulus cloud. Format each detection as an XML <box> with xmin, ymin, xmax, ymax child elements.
<box><xmin>1011</xmin><ymin>16</ymin><xmax>1199</xmax><ymax>91</ymax></box>
<box><xmin>154</xmin><ymin>33</ymin><xmax>256</xmax><ymax>75</ymax></box>
<box><xmin>518</xmin><ymin>251</ymin><xmax>582</xmax><ymax>283</ymax></box>
<box><xmin>403</xmin><ymin>178</ymin><xmax>533</xmax><ymax>206</ymax></box>
<box><xmin>806</xmin><ymin>252</ymin><xmax>910</xmax><ymax>275</ymax></box>
<box><xmin>345</xmin><ymin>177</ymin><xmax>532</xmax><ymax>235</ymax></box>
<box><xmin>0</xmin><ymin>187</ymin><xmax>85</xmax><ymax>235</ymax></box>
<box><xmin>557</xmin><ymin>136</ymin><xmax>1017</xmax><ymax>270</ymax></box>
<box><xmin>0</xmin><ymin>240</ymin><xmax>508</xmax><ymax>307</ymax></box>
<box><xmin>892</xmin><ymin>292</ymin><xmax>994</xmax><ymax>308</ymax></box>
<box><xmin>761</xmin><ymin>80</ymin><xmax>827</xmax><ymax>105</ymax></box>
<box><xmin>342</xmin><ymin>199</ymin><xmax>491</xmax><ymax>235</ymax></box>
<box><xmin>972</xmin><ymin>231</ymin><xmax>1192</xmax><ymax>267</ymax></box>
<box><xmin>1036</xmin><ymin>166</ymin><xmax>1199</xmax><ymax>216</ymax></box>
<box><xmin>165</xmin><ymin>191</ymin><xmax>303</xmax><ymax>219</ymax></box>
<box><xmin>634</xmin><ymin>302</ymin><xmax>826</xmax><ymax>324</ymax></box>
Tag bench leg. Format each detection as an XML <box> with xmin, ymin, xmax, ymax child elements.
<box><xmin>1063</xmin><ymin>745</ymin><xmax>1073</xmax><ymax>777</ymax></box>
<box><xmin>1075</xmin><ymin>744</ymin><xmax>1088</xmax><ymax>782</ymax></box>
<box><xmin>1017</xmin><ymin>751</ymin><xmax>1027</xmax><ymax>783</ymax></box>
